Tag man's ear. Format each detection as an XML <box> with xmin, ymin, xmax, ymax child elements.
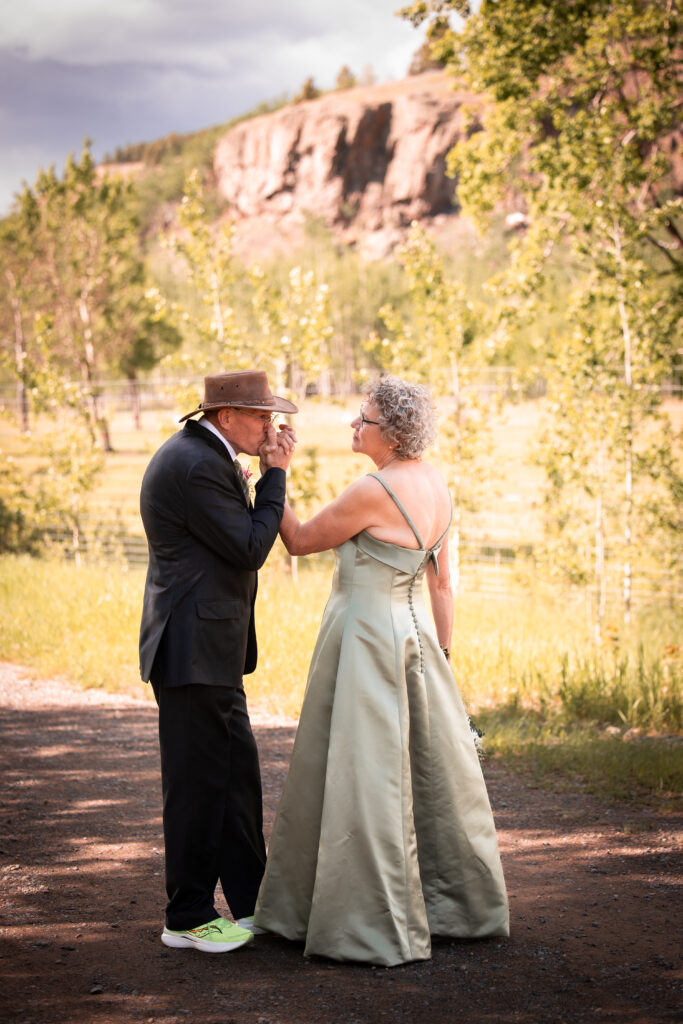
<box><xmin>217</xmin><ymin>407</ymin><xmax>231</xmax><ymax>430</ymax></box>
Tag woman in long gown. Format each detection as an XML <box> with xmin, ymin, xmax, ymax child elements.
<box><xmin>255</xmin><ymin>377</ymin><xmax>509</xmax><ymax>966</ymax></box>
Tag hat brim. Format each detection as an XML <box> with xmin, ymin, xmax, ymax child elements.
<box><xmin>179</xmin><ymin>395</ymin><xmax>299</xmax><ymax>422</ymax></box>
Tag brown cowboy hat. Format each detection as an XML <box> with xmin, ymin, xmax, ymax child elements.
<box><xmin>179</xmin><ymin>370</ymin><xmax>298</xmax><ymax>422</ymax></box>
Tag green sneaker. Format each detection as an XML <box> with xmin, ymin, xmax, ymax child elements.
<box><xmin>161</xmin><ymin>917</ymin><xmax>253</xmax><ymax>953</ymax></box>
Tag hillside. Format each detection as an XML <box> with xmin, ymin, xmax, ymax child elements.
<box><xmin>100</xmin><ymin>73</ymin><xmax>490</xmax><ymax>260</ymax></box>
<box><xmin>213</xmin><ymin>72</ymin><xmax>484</xmax><ymax>260</ymax></box>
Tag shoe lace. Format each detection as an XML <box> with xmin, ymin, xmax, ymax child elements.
<box><xmin>190</xmin><ymin>922</ymin><xmax>222</xmax><ymax>938</ymax></box>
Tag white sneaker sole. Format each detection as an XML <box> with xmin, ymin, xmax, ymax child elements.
<box><xmin>237</xmin><ymin>917</ymin><xmax>266</xmax><ymax>936</ymax></box>
<box><xmin>161</xmin><ymin>928</ymin><xmax>253</xmax><ymax>953</ymax></box>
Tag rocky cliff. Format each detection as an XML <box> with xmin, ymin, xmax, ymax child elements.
<box><xmin>214</xmin><ymin>73</ymin><xmax>478</xmax><ymax>259</ymax></box>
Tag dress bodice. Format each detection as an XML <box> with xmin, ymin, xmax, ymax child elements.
<box><xmin>340</xmin><ymin>472</ymin><xmax>451</xmax><ymax>580</ymax></box>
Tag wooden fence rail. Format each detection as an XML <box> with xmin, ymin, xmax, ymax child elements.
<box><xmin>42</xmin><ymin>525</ymin><xmax>681</xmax><ymax>607</ymax></box>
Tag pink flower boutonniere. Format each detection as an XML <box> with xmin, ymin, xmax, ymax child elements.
<box><xmin>243</xmin><ymin>466</ymin><xmax>255</xmax><ymax>501</ymax></box>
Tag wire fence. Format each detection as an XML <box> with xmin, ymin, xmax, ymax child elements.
<box><xmin>41</xmin><ymin>521</ymin><xmax>681</xmax><ymax>608</ymax></box>
<box><xmin>1</xmin><ymin>371</ymin><xmax>681</xmax><ymax>419</ymax></box>
<box><xmin>3</xmin><ymin>373</ymin><xmax>681</xmax><ymax>607</ymax></box>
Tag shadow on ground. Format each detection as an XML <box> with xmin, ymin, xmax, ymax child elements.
<box><xmin>0</xmin><ymin>693</ymin><xmax>681</xmax><ymax>1024</ymax></box>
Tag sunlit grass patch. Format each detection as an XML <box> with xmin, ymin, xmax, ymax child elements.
<box><xmin>0</xmin><ymin>555</ymin><xmax>148</xmax><ymax>698</ymax></box>
<box><xmin>450</xmin><ymin>596</ymin><xmax>682</xmax><ymax>733</ymax></box>
<box><xmin>477</xmin><ymin>708</ymin><xmax>683</xmax><ymax>809</ymax></box>
<box><xmin>246</xmin><ymin>554</ymin><xmax>333</xmax><ymax>718</ymax></box>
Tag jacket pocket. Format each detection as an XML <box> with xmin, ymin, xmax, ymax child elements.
<box><xmin>196</xmin><ymin>599</ymin><xmax>243</xmax><ymax>620</ymax></box>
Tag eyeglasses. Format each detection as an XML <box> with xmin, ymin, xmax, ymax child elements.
<box><xmin>236</xmin><ymin>407</ymin><xmax>279</xmax><ymax>424</ymax></box>
<box><xmin>359</xmin><ymin>407</ymin><xmax>381</xmax><ymax>426</ymax></box>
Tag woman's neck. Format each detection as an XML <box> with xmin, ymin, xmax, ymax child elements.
<box><xmin>374</xmin><ymin>451</ymin><xmax>398</xmax><ymax>470</ymax></box>
<box><xmin>374</xmin><ymin>453</ymin><xmax>423</xmax><ymax>471</ymax></box>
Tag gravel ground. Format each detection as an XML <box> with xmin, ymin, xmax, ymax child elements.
<box><xmin>0</xmin><ymin>660</ymin><xmax>681</xmax><ymax>1024</ymax></box>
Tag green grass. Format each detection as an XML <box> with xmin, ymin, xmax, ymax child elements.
<box><xmin>477</xmin><ymin>711</ymin><xmax>683</xmax><ymax>808</ymax></box>
<box><xmin>0</xmin><ymin>556</ymin><xmax>145</xmax><ymax>695</ymax></box>
<box><xmin>0</xmin><ymin>552</ymin><xmax>680</xmax><ymax>808</ymax></box>
<box><xmin>450</xmin><ymin>592</ymin><xmax>682</xmax><ymax>728</ymax></box>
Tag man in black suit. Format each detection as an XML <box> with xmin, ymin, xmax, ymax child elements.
<box><xmin>139</xmin><ymin>370</ymin><xmax>297</xmax><ymax>954</ymax></box>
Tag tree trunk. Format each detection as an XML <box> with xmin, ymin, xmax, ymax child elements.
<box><xmin>88</xmin><ymin>383</ymin><xmax>113</xmax><ymax>453</ymax></box>
<box><xmin>286</xmin><ymin>490</ymin><xmax>299</xmax><ymax>580</ymax></box>
<box><xmin>6</xmin><ymin>270</ymin><xmax>30</xmax><ymax>433</ymax></box>
<box><xmin>79</xmin><ymin>297</ymin><xmax>113</xmax><ymax>452</ymax></box>
<box><xmin>448</xmin><ymin>353</ymin><xmax>462</xmax><ymax>595</ymax></box>
<box><xmin>593</xmin><ymin>488</ymin><xmax>605</xmax><ymax>645</ymax></box>
<box><xmin>614</xmin><ymin>224</ymin><xmax>634</xmax><ymax>626</ymax></box>
<box><xmin>449</xmin><ymin>517</ymin><xmax>462</xmax><ymax>597</ymax></box>
<box><xmin>623</xmin><ymin>437</ymin><xmax>633</xmax><ymax>624</ymax></box>
<box><xmin>129</xmin><ymin>374</ymin><xmax>142</xmax><ymax>430</ymax></box>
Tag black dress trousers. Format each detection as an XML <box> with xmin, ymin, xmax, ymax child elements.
<box><xmin>151</xmin><ymin>679</ymin><xmax>266</xmax><ymax>930</ymax></box>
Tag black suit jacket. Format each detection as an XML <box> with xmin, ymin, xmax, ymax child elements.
<box><xmin>138</xmin><ymin>419</ymin><xmax>286</xmax><ymax>687</ymax></box>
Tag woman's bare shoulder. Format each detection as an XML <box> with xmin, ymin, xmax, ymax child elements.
<box><xmin>378</xmin><ymin>461</ymin><xmax>450</xmax><ymax>523</ymax></box>
<box><xmin>341</xmin><ymin>472</ymin><xmax>387</xmax><ymax>499</ymax></box>
<box><xmin>382</xmin><ymin>459</ymin><xmax>448</xmax><ymax>493</ymax></box>
<box><xmin>323</xmin><ymin>472</ymin><xmax>390</xmax><ymax>518</ymax></box>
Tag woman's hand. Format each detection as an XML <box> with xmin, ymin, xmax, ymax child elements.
<box><xmin>259</xmin><ymin>423</ymin><xmax>297</xmax><ymax>473</ymax></box>
<box><xmin>276</xmin><ymin>424</ymin><xmax>297</xmax><ymax>453</ymax></box>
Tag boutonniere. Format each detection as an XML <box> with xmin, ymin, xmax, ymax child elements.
<box><xmin>243</xmin><ymin>465</ymin><xmax>255</xmax><ymax>501</ymax></box>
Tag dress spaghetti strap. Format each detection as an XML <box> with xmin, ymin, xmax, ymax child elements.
<box><xmin>368</xmin><ymin>473</ymin><xmax>425</xmax><ymax>549</ymax></box>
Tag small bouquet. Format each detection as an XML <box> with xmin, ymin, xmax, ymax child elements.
<box><xmin>468</xmin><ymin>717</ymin><xmax>485</xmax><ymax>759</ymax></box>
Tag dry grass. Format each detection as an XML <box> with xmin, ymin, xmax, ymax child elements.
<box><xmin>0</xmin><ymin>394</ymin><xmax>554</xmax><ymax>543</ymax></box>
<box><xmin>0</xmin><ymin>551</ymin><xmax>680</xmax><ymax>804</ymax></box>
<box><xmin>3</xmin><ymin>395</ymin><xmax>680</xmax><ymax>545</ymax></box>
<box><xmin>1</xmin><ymin>396</ymin><xmax>681</xmax><ymax>805</ymax></box>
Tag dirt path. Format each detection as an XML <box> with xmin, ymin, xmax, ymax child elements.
<box><xmin>0</xmin><ymin>662</ymin><xmax>681</xmax><ymax>1024</ymax></box>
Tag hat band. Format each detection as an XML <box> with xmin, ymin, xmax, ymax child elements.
<box><xmin>200</xmin><ymin>398</ymin><xmax>276</xmax><ymax>408</ymax></box>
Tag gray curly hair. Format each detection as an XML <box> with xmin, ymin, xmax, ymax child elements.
<box><xmin>365</xmin><ymin>376</ymin><xmax>437</xmax><ymax>460</ymax></box>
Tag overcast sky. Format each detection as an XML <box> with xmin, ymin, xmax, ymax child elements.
<box><xmin>0</xmin><ymin>1</ymin><xmax>427</xmax><ymax>215</ymax></box>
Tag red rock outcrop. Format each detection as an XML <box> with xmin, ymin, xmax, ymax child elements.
<box><xmin>214</xmin><ymin>73</ymin><xmax>478</xmax><ymax>258</ymax></box>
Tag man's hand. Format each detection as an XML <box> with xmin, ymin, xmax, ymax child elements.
<box><xmin>259</xmin><ymin>423</ymin><xmax>297</xmax><ymax>473</ymax></box>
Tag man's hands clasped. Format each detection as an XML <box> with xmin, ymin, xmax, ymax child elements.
<box><xmin>259</xmin><ymin>422</ymin><xmax>297</xmax><ymax>474</ymax></box>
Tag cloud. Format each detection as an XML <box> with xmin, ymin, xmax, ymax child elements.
<box><xmin>3</xmin><ymin>1</ymin><xmax>413</xmax><ymax>69</ymax></box>
<box><xmin>0</xmin><ymin>0</ymin><xmax>423</xmax><ymax>212</ymax></box>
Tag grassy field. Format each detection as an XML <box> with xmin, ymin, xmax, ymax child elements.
<box><xmin>3</xmin><ymin>393</ymin><xmax>680</xmax><ymax>548</ymax></box>
<box><xmin>0</xmin><ymin>394</ymin><xmax>550</xmax><ymax>539</ymax></box>
<box><xmin>0</xmin><ymin>553</ymin><xmax>680</xmax><ymax>808</ymax></box>
<box><xmin>1</xmin><ymin>395</ymin><xmax>681</xmax><ymax>805</ymax></box>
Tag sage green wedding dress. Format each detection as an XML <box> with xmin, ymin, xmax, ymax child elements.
<box><xmin>254</xmin><ymin>475</ymin><xmax>509</xmax><ymax>966</ymax></box>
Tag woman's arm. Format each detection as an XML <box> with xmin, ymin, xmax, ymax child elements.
<box><xmin>279</xmin><ymin>477</ymin><xmax>384</xmax><ymax>555</ymax></box>
<box><xmin>426</xmin><ymin>532</ymin><xmax>453</xmax><ymax>652</ymax></box>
